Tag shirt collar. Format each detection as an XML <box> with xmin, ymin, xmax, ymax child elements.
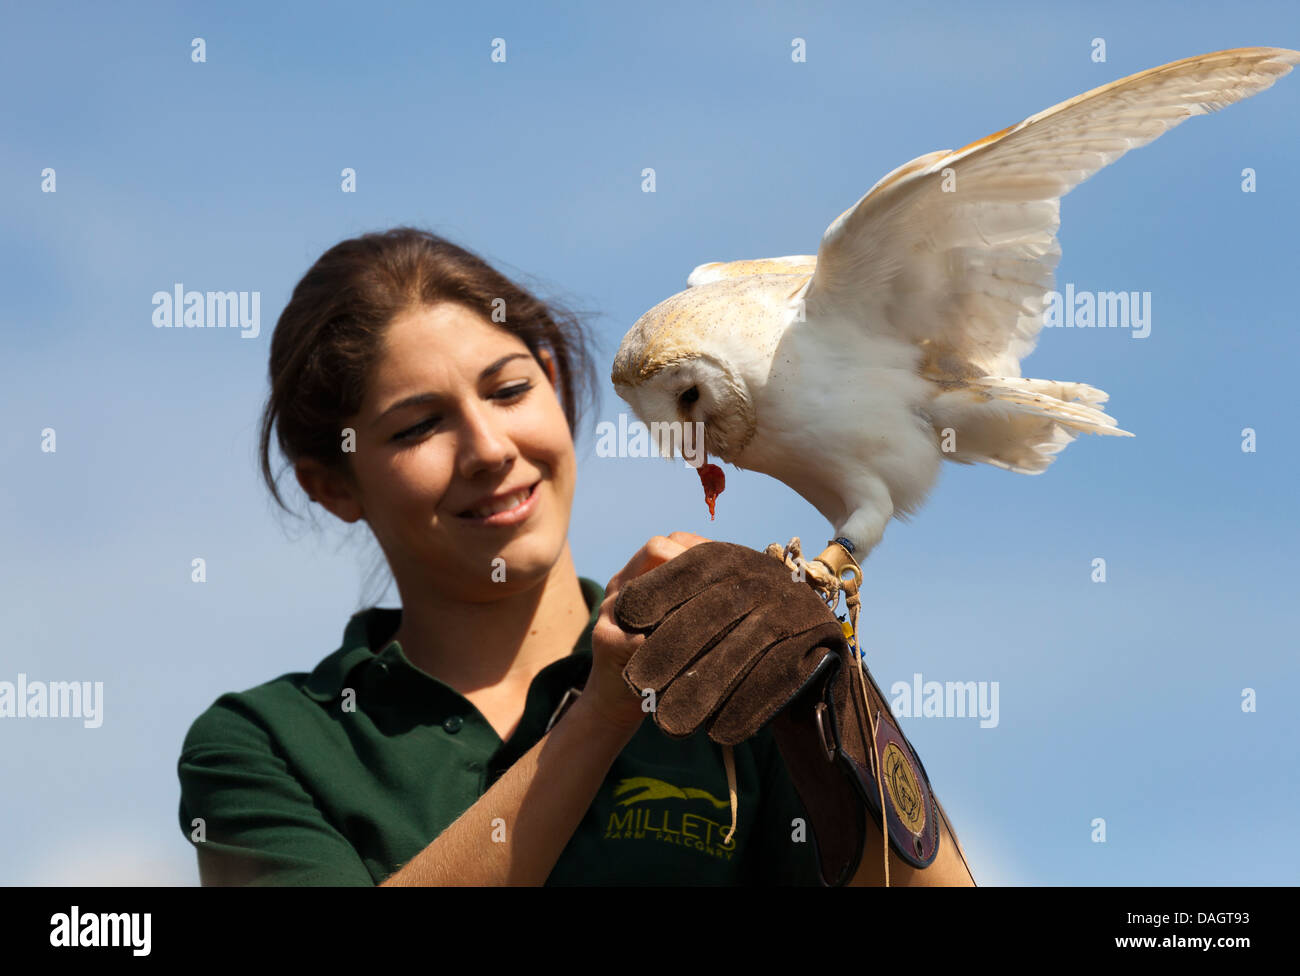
<box><xmin>302</xmin><ymin>576</ymin><xmax>606</xmax><ymax>703</ymax></box>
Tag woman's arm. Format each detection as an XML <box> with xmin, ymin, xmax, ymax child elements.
<box><xmin>849</xmin><ymin>796</ymin><xmax>975</xmax><ymax>886</ymax></box>
<box><xmin>381</xmin><ymin>531</ymin><xmax>709</xmax><ymax>886</ymax></box>
<box><xmin>379</xmin><ymin>695</ymin><xmax>639</xmax><ymax>885</ymax></box>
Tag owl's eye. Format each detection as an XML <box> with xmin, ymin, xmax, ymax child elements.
<box><xmin>679</xmin><ymin>385</ymin><xmax>700</xmax><ymax>406</ymax></box>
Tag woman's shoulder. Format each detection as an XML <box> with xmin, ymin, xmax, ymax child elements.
<box><xmin>180</xmin><ymin>606</ymin><xmax>391</xmax><ymax>754</ymax></box>
<box><xmin>179</xmin><ymin>666</ymin><xmax>324</xmax><ymax>761</ymax></box>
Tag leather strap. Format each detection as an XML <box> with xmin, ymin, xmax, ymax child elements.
<box><xmin>771</xmin><ymin>652</ymin><xmax>940</xmax><ymax>886</ymax></box>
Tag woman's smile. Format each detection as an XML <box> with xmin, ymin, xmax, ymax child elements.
<box><xmin>454</xmin><ymin>479</ymin><xmax>542</xmax><ymax>526</ymax></box>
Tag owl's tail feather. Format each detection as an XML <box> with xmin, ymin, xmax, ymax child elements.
<box><xmin>930</xmin><ymin>376</ymin><xmax>1133</xmax><ymax>475</ymax></box>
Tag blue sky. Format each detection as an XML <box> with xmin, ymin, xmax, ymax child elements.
<box><xmin>1</xmin><ymin>0</ymin><xmax>1297</xmax><ymax>885</ymax></box>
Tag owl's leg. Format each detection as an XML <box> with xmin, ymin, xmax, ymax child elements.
<box><xmin>763</xmin><ymin>482</ymin><xmax>891</xmax><ymax>621</ymax></box>
<box><xmin>834</xmin><ymin>480</ymin><xmax>895</xmax><ymax>561</ymax></box>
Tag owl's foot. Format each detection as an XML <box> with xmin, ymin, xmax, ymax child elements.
<box><xmin>764</xmin><ymin>536</ymin><xmax>858</xmax><ymax>611</ymax></box>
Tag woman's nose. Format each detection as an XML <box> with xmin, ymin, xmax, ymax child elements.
<box><xmin>456</xmin><ymin>398</ymin><xmax>515</xmax><ymax>478</ymax></box>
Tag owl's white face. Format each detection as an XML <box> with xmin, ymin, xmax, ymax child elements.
<box><xmin>615</xmin><ymin>355</ymin><xmax>755</xmax><ymax>465</ymax></box>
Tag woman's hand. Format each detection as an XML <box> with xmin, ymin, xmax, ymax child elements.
<box><xmin>582</xmin><ymin>531</ymin><xmax>711</xmax><ymax>735</ymax></box>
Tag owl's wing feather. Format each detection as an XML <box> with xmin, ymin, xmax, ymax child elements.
<box><xmin>802</xmin><ymin>46</ymin><xmax>1300</xmax><ymax>377</ymax></box>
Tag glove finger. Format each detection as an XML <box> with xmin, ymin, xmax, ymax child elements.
<box><xmin>707</xmin><ymin>620</ymin><xmax>846</xmax><ymax>745</ymax></box>
<box><xmin>650</xmin><ymin>601</ymin><xmax>775</xmax><ymax>737</ymax></box>
<box><xmin>623</xmin><ymin>577</ymin><xmax>758</xmax><ymax>693</ymax></box>
<box><xmin>655</xmin><ymin>599</ymin><xmax>837</xmax><ymax>739</ymax></box>
<box><xmin>613</xmin><ymin>541</ymin><xmax>780</xmax><ymax>631</ymax></box>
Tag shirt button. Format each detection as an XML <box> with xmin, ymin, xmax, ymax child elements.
<box><xmin>375</xmin><ymin>661</ymin><xmax>390</xmax><ymax>676</ymax></box>
<box><xmin>442</xmin><ymin>715</ymin><xmax>463</xmax><ymax>734</ymax></box>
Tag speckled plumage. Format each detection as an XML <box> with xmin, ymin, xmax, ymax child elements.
<box><xmin>612</xmin><ymin>48</ymin><xmax>1299</xmax><ymax>559</ymax></box>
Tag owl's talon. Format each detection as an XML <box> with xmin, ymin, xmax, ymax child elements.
<box><xmin>765</xmin><ymin>536</ymin><xmax>844</xmax><ymax>611</ymax></box>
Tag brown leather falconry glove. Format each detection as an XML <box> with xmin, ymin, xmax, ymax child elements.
<box><xmin>612</xmin><ymin>540</ymin><xmax>943</xmax><ymax>886</ymax></box>
<box><xmin>612</xmin><ymin>541</ymin><xmax>846</xmax><ymax>746</ymax></box>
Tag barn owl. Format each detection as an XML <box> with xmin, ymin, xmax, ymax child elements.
<box><xmin>611</xmin><ymin>47</ymin><xmax>1298</xmax><ymax>572</ymax></box>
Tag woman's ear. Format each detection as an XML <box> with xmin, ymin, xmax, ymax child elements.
<box><xmin>537</xmin><ymin>347</ymin><xmax>558</xmax><ymax>387</ymax></box>
<box><xmin>294</xmin><ymin>459</ymin><xmax>365</xmax><ymax>524</ymax></box>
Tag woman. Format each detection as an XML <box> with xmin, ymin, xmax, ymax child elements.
<box><xmin>176</xmin><ymin>227</ymin><xmax>974</xmax><ymax>885</ymax></box>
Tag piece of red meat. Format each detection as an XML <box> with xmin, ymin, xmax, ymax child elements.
<box><xmin>696</xmin><ymin>462</ymin><xmax>725</xmax><ymax>520</ymax></box>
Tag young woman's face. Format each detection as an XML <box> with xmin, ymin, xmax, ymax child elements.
<box><xmin>339</xmin><ymin>301</ymin><xmax>577</xmax><ymax>599</ymax></box>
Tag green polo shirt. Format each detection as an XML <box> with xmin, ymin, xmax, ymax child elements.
<box><xmin>177</xmin><ymin>576</ymin><xmax>823</xmax><ymax>885</ymax></box>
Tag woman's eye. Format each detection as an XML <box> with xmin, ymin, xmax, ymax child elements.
<box><xmin>393</xmin><ymin>417</ymin><xmax>440</xmax><ymax>442</ymax></box>
<box><xmin>494</xmin><ymin>382</ymin><xmax>533</xmax><ymax>402</ymax></box>
<box><xmin>391</xmin><ymin>383</ymin><xmax>532</xmax><ymax>443</ymax></box>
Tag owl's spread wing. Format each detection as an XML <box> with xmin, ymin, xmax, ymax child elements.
<box><xmin>802</xmin><ymin>46</ymin><xmax>1300</xmax><ymax>378</ymax></box>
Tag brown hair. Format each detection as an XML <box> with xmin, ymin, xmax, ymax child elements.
<box><xmin>258</xmin><ymin>226</ymin><xmax>599</xmax><ymax>514</ymax></box>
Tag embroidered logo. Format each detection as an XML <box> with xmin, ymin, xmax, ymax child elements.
<box><xmin>613</xmin><ymin>777</ymin><xmax>729</xmax><ymax>809</ymax></box>
<box><xmin>603</xmin><ymin>776</ymin><xmax>737</xmax><ymax>858</ymax></box>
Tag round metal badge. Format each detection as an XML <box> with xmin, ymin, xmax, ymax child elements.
<box><xmin>873</xmin><ymin>716</ymin><xmax>938</xmax><ymax>865</ymax></box>
<box><xmin>881</xmin><ymin>741</ymin><xmax>926</xmax><ymax>836</ymax></box>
